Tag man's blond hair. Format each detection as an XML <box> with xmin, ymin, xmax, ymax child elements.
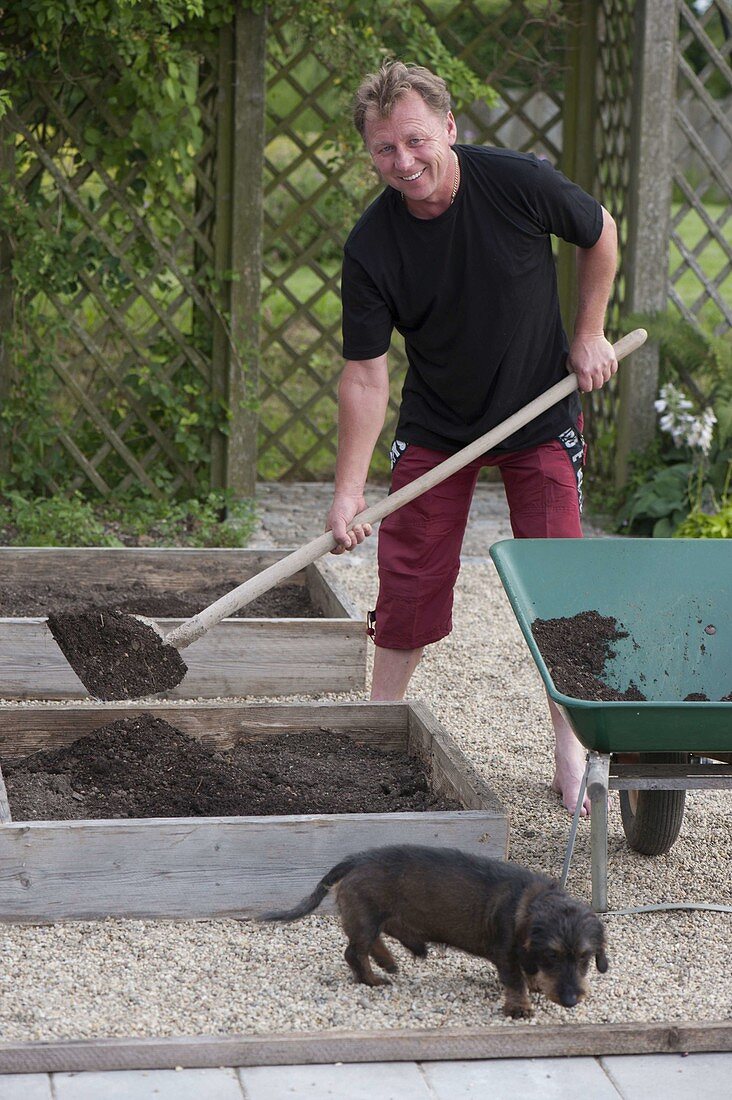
<box><xmin>353</xmin><ymin>61</ymin><xmax>451</xmax><ymax>139</ymax></box>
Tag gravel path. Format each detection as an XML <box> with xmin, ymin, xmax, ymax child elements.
<box><xmin>0</xmin><ymin>483</ymin><xmax>730</xmax><ymax>1042</ymax></box>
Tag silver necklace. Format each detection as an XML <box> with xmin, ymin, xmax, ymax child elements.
<box><xmin>450</xmin><ymin>149</ymin><xmax>460</xmax><ymax>204</ymax></box>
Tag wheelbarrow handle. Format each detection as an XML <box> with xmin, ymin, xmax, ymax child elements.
<box><xmin>166</xmin><ymin>328</ymin><xmax>647</xmax><ymax>650</ymax></box>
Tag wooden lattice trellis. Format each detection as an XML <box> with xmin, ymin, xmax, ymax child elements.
<box><xmin>2</xmin><ymin>62</ymin><xmax>220</xmax><ymax>498</ymax></box>
<box><xmin>582</xmin><ymin>0</ymin><xmax>636</xmax><ymax>483</ymax></box>
<box><xmin>671</xmin><ymin>0</ymin><xmax>731</xmax><ymax>336</ymax></box>
<box><xmin>1</xmin><ymin>3</ymin><xmax>727</xmax><ymax>497</ymax></box>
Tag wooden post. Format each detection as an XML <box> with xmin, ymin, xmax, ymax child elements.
<box><xmin>210</xmin><ymin>26</ymin><xmax>236</xmax><ymax>492</ymax></box>
<box><xmin>0</xmin><ymin>121</ymin><xmax>15</xmax><ymax>477</ymax></box>
<box><xmin>211</xmin><ymin>7</ymin><xmax>266</xmax><ymax>500</ymax></box>
<box><xmin>558</xmin><ymin>0</ymin><xmax>599</xmax><ymax>333</ymax></box>
<box><xmin>615</xmin><ymin>0</ymin><xmax>678</xmax><ymax>487</ymax></box>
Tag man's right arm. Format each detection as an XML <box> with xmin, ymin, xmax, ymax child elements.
<box><xmin>327</xmin><ymin>354</ymin><xmax>390</xmax><ymax>553</ymax></box>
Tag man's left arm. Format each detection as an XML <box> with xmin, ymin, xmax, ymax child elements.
<box><xmin>569</xmin><ymin>206</ymin><xmax>618</xmax><ymax>392</ymax></box>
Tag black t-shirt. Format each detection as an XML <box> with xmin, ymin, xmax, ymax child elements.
<box><xmin>341</xmin><ymin>145</ymin><xmax>603</xmax><ymax>453</ymax></box>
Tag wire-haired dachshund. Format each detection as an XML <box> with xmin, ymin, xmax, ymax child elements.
<box><xmin>261</xmin><ymin>844</ymin><xmax>608</xmax><ymax>1018</ymax></box>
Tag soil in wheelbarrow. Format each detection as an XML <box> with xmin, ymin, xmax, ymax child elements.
<box><xmin>2</xmin><ymin>713</ymin><xmax>460</xmax><ymax>821</ymax></box>
<box><xmin>532</xmin><ymin>610</ymin><xmax>732</xmax><ymax>702</ymax></box>
<box><xmin>531</xmin><ymin>610</ymin><xmax>647</xmax><ymax>702</ymax></box>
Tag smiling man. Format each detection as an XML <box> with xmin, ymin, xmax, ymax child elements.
<box><xmin>326</xmin><ymin>61</ymin><xmax>618</xmax><ymax>818</ymax></box>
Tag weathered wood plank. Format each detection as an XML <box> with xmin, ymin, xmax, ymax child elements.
<box><xmin>408</xmin><ymin>702</ymin><xmax>508</xmax><ymax>828</ymax></box>
<box><xmin>0</xmin><ymin>1020</ymin><xmax>729</xmax><ymax>1073</ymax></box>
<box><xmin>615</xmin><ymin>0</ymin><xmax>678</xmax><ymax>481</ymax></box>
<box><xmin>225</xmin><ymin>5</ymin><xmax>266</xmax><ymax>498</ymax></box>
<box><xmin>0</xmin><ymin>617</ymin><xmax>365</xmax><ymax>698</ymax></box>
<box><xmin>0</xmin><ymin>763</ymin><xmax>11</xmax><ymax>823</ymax></box>
<box><xmin>0</xmin><ymin>547</ymin><xmax>297</xmax><ymax>589</ymax></box>
<box><xmin>306</xmin><ymin>560</ymin><xmax>362</xmax><ymax>620</ymax></box>
<box><xmin>0</xmin><ymin>702</ymin><xmax>410</xmax><ymax>759</ymax></box>
<box><xmin>0</xmin><ymin>811</ymin><xmax>506</xmax><ymax>922</ymax></box>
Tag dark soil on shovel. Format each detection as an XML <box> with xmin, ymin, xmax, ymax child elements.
<box><xmin>531</xmin><ymin>610</ymin><xmax>647</xmax><ymax>702</ymax></box>
<box><xmin>46</xmin><ymin>609</ymin><xmax>187</xmax><ymax>700</ymax></box>
<box><xmin>3</xmin><ymin>713</ymin><xmax>460</xmax><ymax>821</ymax></box>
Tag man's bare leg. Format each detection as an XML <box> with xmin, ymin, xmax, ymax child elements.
<box><xmin>549</xmin><ymin>696</ymin><xmax>590</xmax><ymax>817</ymax></box>
<box><xmin>371</xmin><ymin>646</ymin><xmax>424</xmax><ymax>701</ymax></box>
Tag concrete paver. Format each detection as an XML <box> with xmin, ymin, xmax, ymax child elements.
<box><xmin>238</xmin><ymin>1060</ymin><xmax>433</xmax><ymax>1100</ymax></box>
<box><xmin>601</xmin><ymin>1052</ymin><xmax>732</xmax><ymax>1100</ymax></box>
<box><xmin>51</xmin><ymin>1067</ymin><xmax>244</xmax><ymax>1100</ymax></box>
<box><xmin>0</xmin><ymin>1074</ymin><xmax>53</xmax><ymax>1100</ymax></box>
<box><xmin>424</xmin><ymin>1056</ymin><xmax>621</xmax><ymax>1099</ymax></box>
<box><xmin>3</xmin><ymin>1053</ymin><xmax>732</xmax><ymax>1098</ymax></box>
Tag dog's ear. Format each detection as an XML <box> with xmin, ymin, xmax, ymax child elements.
<box><xmin>595</xmin><ymin>948</ymin><xmax>609</xmax><ymax>973</ymax></box>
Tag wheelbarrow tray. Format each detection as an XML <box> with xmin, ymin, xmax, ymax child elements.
<box><xmin>489</xmin><ymin>538</ymin><xmax>731</xmax><ymax>754</ymax></box>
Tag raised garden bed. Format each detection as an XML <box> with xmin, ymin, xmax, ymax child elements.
<box><xmin>0</xmin><ymin>701</ymin><xmax>508</xmax><ymax>923</ymax></box>
<box><xmin>0</xmin><ymin>547</ymin><xmax>366</xmax><ymax>698</ymax></box>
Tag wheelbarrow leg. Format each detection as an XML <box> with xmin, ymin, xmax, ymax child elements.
<box><xmin>587</xmin><ymin>752</ymin><xmax>611</xmax><ymax>913</ymax></box>
<box><xmin>560</xmin><ymin>756</ymin><xmax>589</xmax><ymax>889</ymax></box>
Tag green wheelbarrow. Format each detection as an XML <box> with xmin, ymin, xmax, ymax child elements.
<box><xmin>490</xmin><ymin>537</ymin><xmax>732</xmax><ymax>912</ymax></box>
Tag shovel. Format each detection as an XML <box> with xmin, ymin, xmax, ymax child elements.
<box><xmin>48</xmin><ymin>328</ymin><xmax>647</xmax><ymax>699</ymax></box>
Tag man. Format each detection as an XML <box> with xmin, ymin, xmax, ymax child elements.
<box><xmin>326</xmin><ymin>61</ymin><xmax>618</xmax><ymax>818</ymax></box>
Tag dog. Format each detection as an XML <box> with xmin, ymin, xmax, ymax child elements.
<box><xmin>260</xmin><ymin>844</ymin><xmax>608</xmax><ymax>1018</ymax></box>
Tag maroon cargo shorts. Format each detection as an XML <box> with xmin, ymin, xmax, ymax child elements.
<box><xmin>370</xmin><ymin>421</ymin><xmax>586</xmax><ymax>650</ymax></box>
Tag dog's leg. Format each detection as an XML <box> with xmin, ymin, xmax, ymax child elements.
<box><xmin>501</xmin><ymin>984</ymin><xmax>532</xmax><ymax>1019</ymax></box>
<box><xmin>496</xmin><ymin>961</ymin><xmax>532</xmax><ymax>1019</ymax></box>
<box><xmin>344</xmin><ymin>942</ymin><xmax>390</xmax><ymax>986</ymax></box>
<box><xmin>382</xmin><ymin>919</ymin><xmax>428</xmax><ymax>958</ymax></box>
<box><xmin>340</xmin><ymin>904</ymin><xmax>391</xmax><ymax>987</ymax></box>
<box><xmin>370</xmin><ymin>935</ymin><xmax>398</xmax><ymax>974</ymax></box>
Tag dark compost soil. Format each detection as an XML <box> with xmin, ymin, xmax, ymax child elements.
<box><xmin>2</xmin><ymin>713</ymin><xmax>460</xmax><ymax>821</ymax></box>
<box><xmin>531</xmin><ymin>610</ymin><xmax>646</xmax><ymax>702</ymax></box>
<box><xmin>0</xmin><ymin>579</ymin><xmax>320</xmax><ymax>618</ymax></box>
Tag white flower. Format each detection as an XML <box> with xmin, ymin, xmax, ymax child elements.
<box><xmin>656</xmin><ymin>383</ymin><xmax>716</xmax><ymax>454</ymax></box>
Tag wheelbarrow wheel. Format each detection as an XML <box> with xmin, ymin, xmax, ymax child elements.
<box><xmin>619</xmin><ymin>752</ymin><xmax>689</xmax><ymax>856</ymax></box>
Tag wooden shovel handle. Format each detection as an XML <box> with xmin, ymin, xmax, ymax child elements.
<box><xmin>166</xmin><ymin>328</ymin><xmax>647</xmax><ymax>650</ymax></box>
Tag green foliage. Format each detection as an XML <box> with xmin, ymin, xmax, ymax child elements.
<box><xmin>675</xmin><ymin>501</ymin><xmax>732</xmax><ymax>539</ymax></box>
<box><xmin>270</xmin><ymin>0</ymin><xmax>495</xmax><ymax>125</ymax></box>
<box><xmin>615</xmin><ymin>313</ymin><xmax>732</xmax><ymax>537</ymax></box>
<box><xmin>0</xmin><ymin>491</ymin><xmax>120</xmax><ymax>546</ymax></box>
<box><xmin>616</xmin><ymin>452</ymin><xmax>694</xmax><ymax>538</ymax></box>
<box><xmin>0</xmin><ymin>0</ymin><xmax>502</xmax><ymax>494</ymax></box>
<box><xmin>674</xmin><ymin>454</ymin><xmax>732</xmax><ymax>539</ymax></box>
<box><xmin>0</xmin><ymin>1</ymin><xmax>247</xmax><ymax>497</ymax></box>
<box><xmin>0</xmin><ymin>490</ymin><xmax>257</xmax><ymax>547</ymax></box>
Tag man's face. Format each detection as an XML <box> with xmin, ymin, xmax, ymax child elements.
<box><xmin>363</xmin><ymin>91</ymin><xmax>457</xmax><ymax>212</ymax></box>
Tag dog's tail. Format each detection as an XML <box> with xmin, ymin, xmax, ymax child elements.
<box><xmin>258</xmin><ymin>853</ymin><xmax>360</xmax><ymax>923</ymax></box>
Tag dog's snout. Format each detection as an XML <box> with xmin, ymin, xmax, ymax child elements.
<box><xmin>560</xmin><ymin>990</ymin><xmax>580</xmax><ymax>1008</ymax></box>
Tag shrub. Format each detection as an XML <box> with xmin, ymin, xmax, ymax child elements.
<box><xmin>0</xmin><ymin>491</ymin><xmax>257</xmax><ymax>548</ymax></box>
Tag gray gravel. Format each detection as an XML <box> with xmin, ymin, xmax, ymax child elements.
<box><xmin>0</xmin><ymin>482</ymin><xmax>730</xmax><ymax>1042</ymax></box>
